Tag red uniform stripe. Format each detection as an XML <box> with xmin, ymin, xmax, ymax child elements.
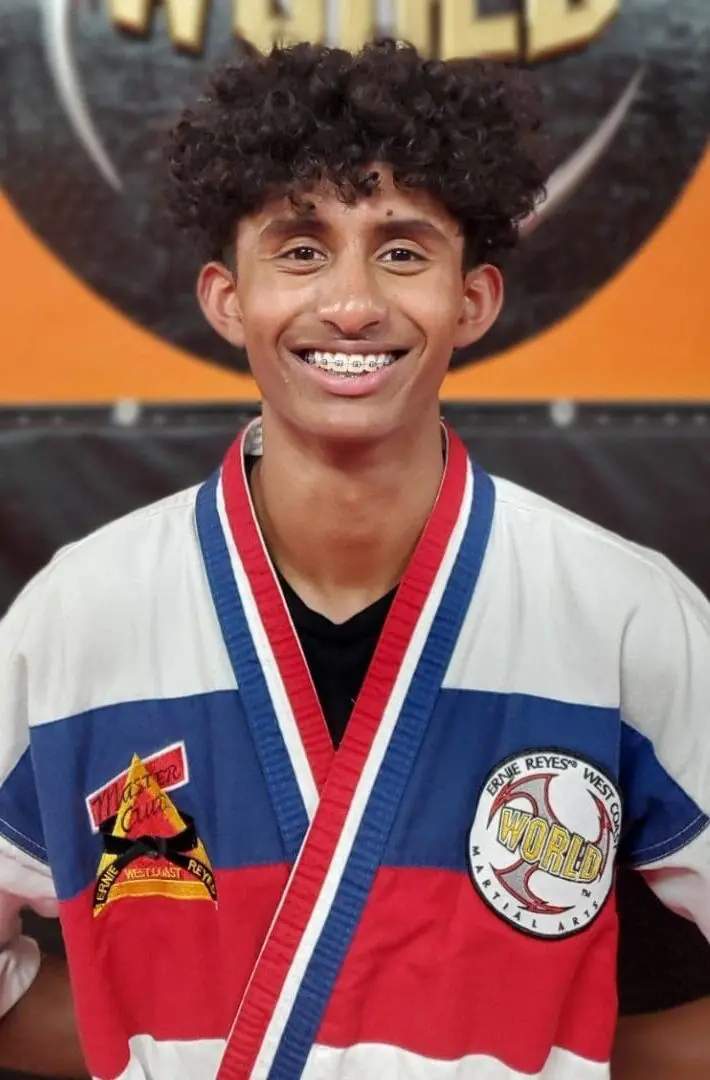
<box><xmin>223</xmin><ymin>430</ymin><xmax>333</xmax><ymax>793</ymax></box>
<box><xmin>61</xmin><ymin>862</ymin><xmax>617</xmax><ymax>1079</ymax></box>
<box><xmin>59</xmin><ymin>865</ymin><xmax>289</xmax><ymax>1079</ymax></box>
<box><xmin>320</xmin><ymin>866</ymin><xmax>618</xmax><ymax>1070</ymax></box>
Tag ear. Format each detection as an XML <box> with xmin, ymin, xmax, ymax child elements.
<box><xmin>452</xmin><ymin>264</ymin><xmax>504</xmax><ymax>350</ymax></box>
<box><xmin>196</xmin><ymin>261</ymin><xmax>245</xmax><ymax>347</ymax></box>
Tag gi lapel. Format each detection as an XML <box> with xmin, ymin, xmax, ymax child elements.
<box><xmin>197</xmin><ymin>419</ymin><xmax>495</xmax><ymax>1078</ymax></box>
<box><xmin>196</xmin><ymin>420</ymin><xmax>325</xmax><ymax>860</ymax></box>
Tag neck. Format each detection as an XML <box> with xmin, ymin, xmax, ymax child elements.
<box><xmin>250</xmin><ymin>406</ymin><xmax>446</xmax><ymax>623</ymax></box>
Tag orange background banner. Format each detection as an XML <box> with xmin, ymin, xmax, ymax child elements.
<box><xmin>1</xmin><ymin>142</ymin><xmax>708</xmax><ymax>405</ymax></box>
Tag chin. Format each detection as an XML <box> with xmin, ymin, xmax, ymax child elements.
<box><xmin>294</xmin><ymin>402</ymin><xmax>409</xmax><ymax>447</ymax></box>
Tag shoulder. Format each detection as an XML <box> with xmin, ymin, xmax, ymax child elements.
<box><xmin>0</xmin><ymin>484</ymin><xmax>224</xmax><ymax>722</ymax></box>
<box><xmin>16</xmin><ymin>484</ymin><xmax>201</xmax><ymax>618</ymax></box>
<box><xmin>50</xmin><ymin>484</ymin><xmax>200</xmax><ymax>583</ymax></box>
<box><xmin>489</xmin><ymin>473</ymin><xmax>708</xmax><ymax>618</ymax></box>
<box><xmin>3</xmin><ymin>488</ymin><xmax>205</xmax><ymax>678</ymax></box>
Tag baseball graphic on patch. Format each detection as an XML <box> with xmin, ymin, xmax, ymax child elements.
<box><xmin>469</xmin><ymin>750</ymin><xmax>622</xmax><ymax>940</ymax></box>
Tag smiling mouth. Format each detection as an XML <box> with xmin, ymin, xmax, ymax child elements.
<box><xmin>295</xmin><ymin>349</ymin><xmax>409</xmax><ymax>376</ymax></box>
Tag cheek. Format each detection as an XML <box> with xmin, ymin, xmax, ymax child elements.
<box><xmin>402</xmin><ymin>271</ymin><xmax>463</xmax><ymax>331</ymax></box>
<box><xmin>239</xmin><ymin>292</ymin><xmax>290</xmax><ymax>354</ymax></box>
<box><xmin>240</xmin><ymin>272</ymin><xmax>311</xmax><ymax>346</ymax></box>
<box><xmin>414</xmin><ymin>295</ymin><xmax>464</xmax><ymax>351</ymax></box>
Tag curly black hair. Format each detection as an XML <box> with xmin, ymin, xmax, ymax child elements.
<box><xmin>164</xmin><ymin>38</ymin><xmax>548</xmax><ymax>269</ymax></box>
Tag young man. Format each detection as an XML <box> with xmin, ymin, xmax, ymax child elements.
<box><xmin>0</xmin><ymin>37</ymin><xmax>708</xmax><ymax>1080</ymax></box>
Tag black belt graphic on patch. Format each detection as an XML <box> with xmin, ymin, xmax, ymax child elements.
<box><xmin>94</xmin><ymin>812</ymin><xmax>217</xmax><ymax>908</ymax></box>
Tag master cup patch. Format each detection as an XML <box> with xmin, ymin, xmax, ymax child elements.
<box><xmin>86</xmin><ymin>741</ymin><xmax>188</xmax><ymax>832</ymax></box>
<box><xmin>468</xmin><ymin>750</ymin><xmax>621</xmax><ymax>939</ymax></box>
<box><xmin>93</xmin><ymin>752</ymin><xmax>217</xmax><ymax>916</ymax></box>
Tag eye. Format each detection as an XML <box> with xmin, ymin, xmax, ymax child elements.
<box><xmin>281</xmin><ymin>245</ymin><xmax>325</xmax><ymax>262</ymax></box>
<box><xmin>380</xmin><ymin>247</ymin><xmax>426</xmax><ymax>264</ymax></box>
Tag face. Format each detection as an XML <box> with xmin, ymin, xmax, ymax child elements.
<box><xmin>198</xmin><ymin>168</ymin><xmax>503</xmax><ymax>446</ymax></box>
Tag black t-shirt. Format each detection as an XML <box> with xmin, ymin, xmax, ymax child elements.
<box><xmin>277</xmin><ymin>574</ymin><xmax>395</xmax><ymax>748</ymax></box>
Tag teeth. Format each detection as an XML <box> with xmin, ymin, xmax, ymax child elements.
<box><xmin>301</xmin><ymin>351</ymin><xmax>400</xmax><ymax>375</ymax></box>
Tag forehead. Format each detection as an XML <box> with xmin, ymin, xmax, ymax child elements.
<box><xmin>242</xmin><ymin>168</ymin><xmax>460</xmax><ymax>238</ymax></box>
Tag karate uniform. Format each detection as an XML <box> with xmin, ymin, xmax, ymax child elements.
<box><xmin>0</xmin><ymin>420</ymin><xmax>709</xmax><ymax>1079</ymax></box>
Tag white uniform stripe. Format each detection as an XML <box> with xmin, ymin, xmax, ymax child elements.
<box><xmin>109</xmin><ymin>1035</ymin><xmax>225</xmax><ymax>1079</ymax></box>
<box><xmin>215</xmin><ymin>478</ymin><xmax>320</xmax><ymax>820</ymax></box>
<box><xmin>249</xmin><ymin>462</ymin><xmax>475</xmax><ymax>1079</ymax></box>
<box><xmin>304</xmin><ymin>1042</ymin><xmax>609</xmax><ymax>1079</ymax></box>
<box><xmin>105</xmin><ymin>1037</ymin><xmax>606</xmax><ymax>1080</ymax></box>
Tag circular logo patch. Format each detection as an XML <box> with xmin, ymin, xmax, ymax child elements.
<box><xmin>469</xmin><ymin>750</ymin><xmax>622</xmax><ymax>940</ymax></box>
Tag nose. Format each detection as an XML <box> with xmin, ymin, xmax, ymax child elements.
<box><xmin>316</xmin><ymin>251</ymin><xmax>387</xmax><ymax>338</ymax></box>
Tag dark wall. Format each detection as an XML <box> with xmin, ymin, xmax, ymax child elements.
<box><xmin>1</xmin><ymin>402</ymin><xmax>710</xmax><ymax>1076</ymax></box>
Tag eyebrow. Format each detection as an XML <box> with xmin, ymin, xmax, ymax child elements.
<box><xmin>258</xmin><ymin>215</ymin><xmax>451</xmax><ymax>245</ymax></box>
<box><xmin>375</xmin><ymin>218</ymin><xmax>450</xmax><ymax>243</ymax></box>
<box><xmin>258</xmin><ymin>215</ymin><xmax>324</xmax><ymax>243</ymax></box>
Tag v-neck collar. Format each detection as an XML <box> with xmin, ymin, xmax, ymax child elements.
<box><xmin>196</xmin><ymin>417</ymin><xmax>492</xmax><ymax>846</ymax></box>
<box><xmin>277</xmin><ymin>572</ymin><xmax>397</xmax><ymax>642</ymax></box>
<box><xmin>195</xmin><ymin>417</ymin><xmax>496</xmax><ymax>1079</ymax></box>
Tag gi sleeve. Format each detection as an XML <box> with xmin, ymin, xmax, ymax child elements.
<box><xmin>0</xmin><ymin>581</ymin><xmax>58</xmax><ymax>1016</ymax></box>
<box><xmin>619</xmin><ymin>553</ymin><xmax>710</xmax><ymax>940</ymax></box>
